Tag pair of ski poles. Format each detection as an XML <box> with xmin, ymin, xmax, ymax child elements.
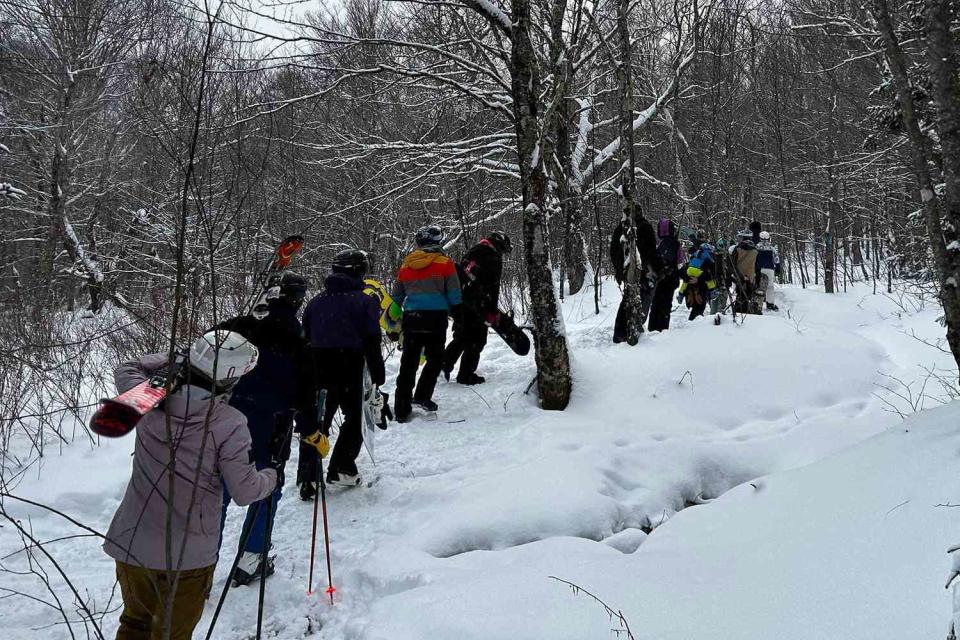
<box><xmin>205</xmin><ymin>401</ymin><xmax>336</xmax><ymax>640</ymax></box>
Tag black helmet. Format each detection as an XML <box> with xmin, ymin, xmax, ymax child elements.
<box><xmin>415</xmin><ymin>225</ymin><xmax>444</xmax><ymax>247</ymax></box>
<box><xmin>278</xmin><ymin>272</ymin><xmax>308</xmax><ymax>305</ymax></box>
<box><xmin>332</xmin><ymin>249</ymin><xmax>369</xmax><ymax>278</ymax></box>
<box><xmin>487</xmin><ymin>231</ymin><xmax>512</xmax><ymax>254</ymax></box>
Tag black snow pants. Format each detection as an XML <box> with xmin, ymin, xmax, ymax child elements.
<box><xmin>443</xmin><ymin>308</ymin><xmax>489</xmax><ymax>379</ymax></box>
<box><xmin>648</xmin><ymin>272</ymin><xmax>680</xmax><ymax>332</ymax></box>
<box><xmin>297</xmin><ymin>349</ymin><xmax>365</xmax><ymax>481</ymax></box>
<box><xmin>395</xmin><ymin>330</ymin><xmax>446</xmax><ymax>417</ymax></box>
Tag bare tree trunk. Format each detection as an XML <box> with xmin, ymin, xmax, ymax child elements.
<box><xmin>924</xmin><ymin>0</ymin><xmax>960</xmax><ymax>374</ymax></box>
<box><xmin>616</xmin><ymin>0</ymin><xmax>645</xmax><ymax>345</ymax></box>
<box><xmin>511</xmin><ymin>0</ymin><xmax>572</xmax><ymax>409</ymax></box>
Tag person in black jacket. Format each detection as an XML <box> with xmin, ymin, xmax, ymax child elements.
<box><xmin>610</xmin><ymin>203</ymin><xmax>662</xmax><ymax>343</ymax></box>
<box><xmin>216</xmin><ymin>271</ymin><xmax>319</xmax><ymax>585</ymax></box>
<box><xmin>442</xmin><ymin>231</ymin><xmax>511</xmax><ymax>385</ymax></box>
<box><xmin>648</xmin><ymin>218</ymin><xmax>683</xmax><ymax>332</ymax></box>
<box><xmin>300</xmin><ymin>249</ymin><xmax>385</xmax><ymax>488</ymax></box>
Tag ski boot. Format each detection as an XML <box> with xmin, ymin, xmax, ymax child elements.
<box><xmin>327</xmin><ymin>470</ymin><xmax>362</xmax><ymax>487</ymax></box>
<box><xmin>456</xmin><ymin>373</ymin><xmax>485</xmax><ymax>386</ymax></box>
<box><xmin>232</xmin><ymin>552</ymin><xmax>274</xmax><ymax>587</ymax></box>
<box><xmin>414</xmin><ymin>399</ymin><xmax>439</xmax><ymax>412</ymax></box>
<box><xmin>299</xmin><ymin>481</ymin><xmax>316</xmax><ymax>502</ymax></box>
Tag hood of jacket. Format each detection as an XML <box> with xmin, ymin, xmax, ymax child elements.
<box><xmin>324</xmin><ymin>272</ymin><xmax>364</xmax><ymax>292</ymax></box>
<box><xmin>403</xmin><ymin>248</ymin><xmax>445</xmax><ymax>270</ymax></box>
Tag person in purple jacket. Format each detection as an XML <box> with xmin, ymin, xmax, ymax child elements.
<box><xmin>300</xmin><ymin>249</ymin><xmax>385</xmax><ymax>487</ymax></box>
<box><xmin>103</xmin><ymin>330</ymin><xmax>281</xmax><ymax>640</ymax></box>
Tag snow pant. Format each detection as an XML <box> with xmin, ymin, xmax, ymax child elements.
<box><xmin>114</xmin><ymin>561</ymin><xmax>214</xmax><ymax>640</ymax></box>
<box><xmin>710</xmin><ymin>284</ymin><xmax>728</xmax><ymax>315</ymax></box>
<box><xmin>613</xmin><ymin>279</ymin><xmax>654</xmax><ymax>343</ymax></box>
<box><xmin>297</xmin><ymin>349</ymin><xmax>365</xmax><ymax>479</ymax></box>
<box><xmin>760</xmin><ymin>268</ymin><xmax>776</xmax><ymax>304</ymax></box>
<box><xmin>395</xmin><ymin>330</ymin><xmax>446</xmax><ymax>416</ymax></box>
<box><xmin>733</xmin><ymin>280</ymin><xmax>763</xmax><ymax>315</ymax></box>
<box><xmin>443</xmin><ymin>309</ymin><xmax>488</xmax><ymax>379</ymax></box>
<box><xmin>682</xmin><ymin>279</ymin><xmax>709</xmax><ymax>321</ymax></box>
<box><xmin>648</xmin><ymin>272</ymin><xmax>680</xmax><ymax>332</ymax></box>
<box><xmin>296</xmin><ymin>398</ymin><xmax>337</xmax><ymax>485</ymax></box>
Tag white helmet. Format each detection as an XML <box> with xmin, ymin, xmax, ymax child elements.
<box><xmin>759</xmin><ymin>231</ymin><xmax>771</xmax><ymax>241</ymax></box>
<box><xmin>188</xmin><ymin>330</ymin><xmax>258</xmax><ymax>384</ymax></box>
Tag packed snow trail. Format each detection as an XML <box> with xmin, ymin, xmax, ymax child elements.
<box><xmin>0</xmin><ymin>282</ymin><xmax>956</xmax><ymax>639</ymax></box>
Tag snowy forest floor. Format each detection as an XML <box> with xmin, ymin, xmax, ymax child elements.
<box><xmin>3</xmin><ymin>280</ymin><xmax>960</xmax><ymax>639</ymax></box>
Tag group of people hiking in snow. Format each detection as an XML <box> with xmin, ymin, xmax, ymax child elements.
<box><xmin>102</xmin><ymin>224</ymin><xmax>512</xmax><ymax>639</ymax></box>
<box><xmin>610</xmin><ymin>205</ymin><xmax>782</xmax><ymax>340</ymax></box>
<box><xmin>102</xmin><ymin>208</ymin><xmax>784</xmax><ymax>638</ymax></box>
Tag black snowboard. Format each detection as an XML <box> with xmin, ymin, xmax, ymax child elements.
<box><xmin>490</xmin><ymin>310</ymin><xmax>531</xmax><ymax>356</ymax></box>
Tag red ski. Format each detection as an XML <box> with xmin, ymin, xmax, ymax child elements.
<box><xmin>89</xmin><ymin>235</ymin><xmax>305</xmax><ymax>438</ymax></box>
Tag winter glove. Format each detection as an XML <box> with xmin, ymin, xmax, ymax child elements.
<box><xmin>267</xmin><ymin>416</ymin><xmax>294</xmax><ymax>466</ymax></box>
<box><xmin>367</xmin><ymin>385</ymin><xmax>385</xmax><ymax>415</ymax></box>
<box><xmin>303</xmin><ymin>430</ymin><xmax>331</xmax><ymax>458</ymax></box>
<box><xmin>271</xmin><ymin>465</ymin><xmax>285</xmax><ymax>491</ymax></box>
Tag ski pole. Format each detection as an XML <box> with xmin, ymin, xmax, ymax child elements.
<box><xmin>255</xmin><ymin>495</ymin><xmax>275</xmax><ymax>640</ymax></box>
<box><xmin>318</xmin><ymin>452</ymin><xmax>336</xmax><ymax>605</ymax></box>
<box><xmin>307</xmin><ymin>453</ymin><xmax>321</xmax><ymax>596</ymax></box>
<box><xmin>205</xmin><ymin>499</ymin><xmax>263</xmax><ymax>640</ymax></box>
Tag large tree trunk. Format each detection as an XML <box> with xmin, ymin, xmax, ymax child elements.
<box><xmin>616</xmin><ymin>0</ymin><xmax>645</xmax><ymax>345</ymax></box>
<box><xmin>923</xmin><ymin>0</ymin><xmax>960</xmax><ymax>375</ymax></box>
<box><xmin>511</xmin><ymin>0</ymin><xmax>572</xmax><ymax>410</ymax></box>
<box><xmin>872</xmin><ymin>0</ymin><xmax>960</xmax><ymax>376</ymax></box>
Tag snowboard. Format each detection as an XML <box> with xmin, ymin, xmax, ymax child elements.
<box><xmin>489</xmin><ymin>310</ymin><xmax>531</xmax><ymax>356</ymax></box>
<box><xmin>361</xmin><ymin>367</ymin><xmax>378</xmax><ymax>463</ymax></box>
<box><xmin>89</xmin><ymin>235</ymin><xmax>305</xmax><ymax>438</ymax></box>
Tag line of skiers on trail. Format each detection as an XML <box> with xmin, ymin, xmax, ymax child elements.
<box><xmin>611</xmin><ymin>209</ymin><xmax>781</xmax><ymax>341</ymax></box>
<box><xmin>102</xmin><ymin>225</ymin><xmax>513</xmax><ymax>640</ymax></box>
<box><xmin>100</xmin><ymin>213</ymin><xmax>782</xmax><ymax>639</ymax></box>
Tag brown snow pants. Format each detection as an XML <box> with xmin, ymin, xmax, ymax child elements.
<box><xmin>115</xmin><ymin>561</ymin><xmax>214</xmax><ymax>640</ymax></box>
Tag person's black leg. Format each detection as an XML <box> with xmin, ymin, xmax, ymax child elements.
<box><xmin>414</xmin><ymin>332</ymin><xmax>446</xmax><ymax>402</ymax></box>
<box><xmin>328</xmin><ymin>376</ymin><xmax>364</xmax><ymax>477</ymax></box>
<box><xmin>395</xmin><ymin>333</ymin><xmax>422</xmax><ymax>419</ymax></box>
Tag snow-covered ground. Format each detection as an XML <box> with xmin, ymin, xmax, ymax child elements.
<box><xmin>2</xmin><ymin>280</ymin><xmax>959</xmax><ymax>639</ymax></box>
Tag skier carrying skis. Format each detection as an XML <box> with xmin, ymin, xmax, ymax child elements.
<box><xmin>610</xmin><ymin>203</ymin><xmax>662</xmax><ymax>343</ymax></box>
<box><xmin>678</xmin><ymin>242</ymin><xmax>718</xmax><ymax>321</ymax></box>
<box><xmin>301</xmin><ymin>249</ymin><xmax>385</xmax><ymax>487</ymax></box>
<box><xmin>756</xmin><ymin>230</ymin><xmax>781</xmax><ymax>311</ymax></box>
<box><xmin>648</xmin><ymin>218</ymin><xmax>684</xmax><ymax>332</ymax></box>
<box><xmin>442</xmin><ymin>231</ymin><xmax>511</xmax><ymax>384</ymax></box>
<box><xmin>215</xmin><ymin>272</ymin><xmax>321</xmax><ymax>585</ymax></box>
<box><xmin>728</xmin><ymin>228</ymin><xmax>763</xmax><ymax>315</ymax></box>
<box><xmin>103</xmin><ymin>331</ymin><xmax>280</xmax><ymax>640</ymax></box>
<box><xmin>393</xmin><ymin>225</ymin><xmax>462</xmax><ymax>421</ymax></box>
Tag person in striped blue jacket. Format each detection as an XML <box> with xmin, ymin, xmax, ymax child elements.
<box><xmin>392</xmin><ymin>225</ymin><xmax>462</xmax><ymax>422</ymax></box>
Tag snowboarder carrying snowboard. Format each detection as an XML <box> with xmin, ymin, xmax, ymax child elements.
<box><xmin>610</xmin><ymin>203</ymin><xmax>662</xmax><ymax>343</ymax></box>
<box><xmin>678</xmin><ymin>242</ymin><xmax>719</xmax><ymax>321</ymax></box>
<box><xmin>103</xmin><ymin>331</ymin><xmax>280</xmax><ymax>640</ymax></box>
<box><xmin>215</xmin><ymin>272</ymin><xmax>319</xmax><ymax>585</ymax></box>
<box><xmin>392</xmin><ymin>225</ymin><xmax>462</xmax><ymax>421</ymax></box>
<box><xmin>301</xmin><ymin>249</ymin><xmax>385</xmax><ymax>487</ymax></box>
<box><xmin>443</xmin><ymin>231</ymin><xmax>511</xmax><ymax>385</ymax></box>
<box><xmin>648</xmin><ymin>218</ymin><xmax>684</xmax><ymax>332</ymax></box>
